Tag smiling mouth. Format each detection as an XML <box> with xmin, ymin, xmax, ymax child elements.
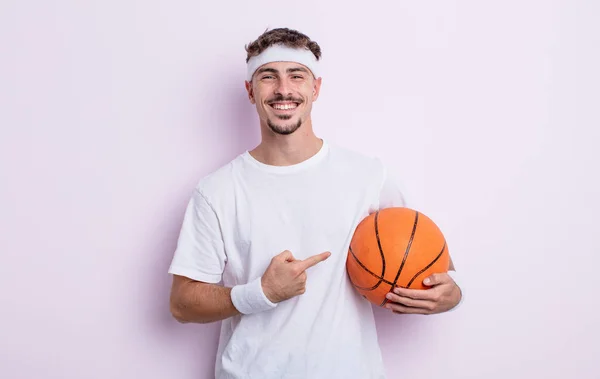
<box><xmin>269</xmin><ymin>102</ymin><xmax>300</xmax><ymax>111</ymax></box>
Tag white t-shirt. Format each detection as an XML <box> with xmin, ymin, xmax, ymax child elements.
<box><xmin>169</xmin><ymin>139</ymin><xmax>406</xmax><ymax>379</ymax></box>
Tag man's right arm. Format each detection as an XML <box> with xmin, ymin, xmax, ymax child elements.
<box><xmin>169</xmin><ymin>250</ymin><xmax>331</xmax><ymax>324</ymax></box>
<box><xmin>169</xmin><ymin>275</ymin><xmax>240</xmax><ymax>324</ymax></box>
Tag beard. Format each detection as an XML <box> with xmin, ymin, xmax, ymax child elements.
<box><xmin>265</xmin><ymin>94</ymin><xmax>304</xmax><ymax>135</ymax></box>
<box><xmin>267</xmin><ymin>115</ymin><xmax>303</xmax><ymax>135</ymax></box>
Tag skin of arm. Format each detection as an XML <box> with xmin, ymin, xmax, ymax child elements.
<box><xmin>169</xmin><ymin>275</ymin><xmax>240</xmax><ymax>324</ymax></box>
<box><xmin>169</xmin><ymin>250</ymin><xmax>330</xmax><ymax>323</ymax></box>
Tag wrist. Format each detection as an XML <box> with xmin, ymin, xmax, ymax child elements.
<box><xmin>447</xmin><ymin>270</ymin><xmax>464</xmax><ymax>311</ymax></box>
<box><xmin>260</xmin><ymin>276</ymin><xmax>278</xmax><ymax>304</ymax></box>
<box><xmin>231</xmin><ymin>276</ymin><xmax>278</xmax><ymax>315</ymax></box>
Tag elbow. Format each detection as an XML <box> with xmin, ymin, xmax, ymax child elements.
<box><xmin>170</xmin><ymin>304</ymin><xmax>185</xmax><ymax>323</ymax></box>
<box><xmin>170</xmin><ymin>300</ymin><xmax>191</xmax><ymax>324</ymax></box>
<box><xmin>169</xmin><ymin>300</ymin><xmax>211</xmax><ymax>324</ymax></box>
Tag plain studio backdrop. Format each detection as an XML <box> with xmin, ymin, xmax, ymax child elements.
<box><xmin>1</xmin><ymin>1</ymin><xmax>598</xmax><ymax>378</ymax></box>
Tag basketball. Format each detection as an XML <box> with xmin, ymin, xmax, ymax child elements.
<box><xmin>346</xmin><ymin>207</ymin><xmax>450</xmax><ymax>307</ymax></box>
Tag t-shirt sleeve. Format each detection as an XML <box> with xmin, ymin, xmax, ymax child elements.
<box><xmin>378</xmin><ymin>162</ymin><xmax>409</xmax><ymax>209</ymax></box>
<box><xmin>168</xmin><ymin>189</ymin><xmax>227</xmax><ymax>283</ymax></box>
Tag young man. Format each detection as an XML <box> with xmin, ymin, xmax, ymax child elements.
<box><xmin>168</xmin><ymin>28</ymin><xmax>462</xmax><ymax>379</ymax></box>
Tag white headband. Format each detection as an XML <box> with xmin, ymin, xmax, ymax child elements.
<box><xmin>246</xmin><ymin>44</ymin><xmax>320</xmax><ymax>81</ymax></box>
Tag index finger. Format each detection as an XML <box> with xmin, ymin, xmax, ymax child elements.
<box><xmin>393</xmin><ymin>286</ymin><xmax>438</xmax><ymax>301</ymax></box>
<box><xmin>297</xmin><ymin>251</ymin><xmax>331</xmax><ymax>271</ymax></box>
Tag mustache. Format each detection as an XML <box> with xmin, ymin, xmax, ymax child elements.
<box><xmin>267</xmin><ymin>95</ymin><xmax>303</xmax><ymax>104</ymax></box>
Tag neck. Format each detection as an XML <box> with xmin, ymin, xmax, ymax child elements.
<box><xmin>250</xmin><ymin>118</ymin><xmax>323</xmax><ymax>166</ymax></box>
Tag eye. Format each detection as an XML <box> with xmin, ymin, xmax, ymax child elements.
<box><xmin>261</xmin><ymin>75</ymin><xmax>275</xmax><ymax>80</ymax></box>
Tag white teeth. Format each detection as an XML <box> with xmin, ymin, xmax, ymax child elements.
<box><xmin>272</xmin><ymin>103</ymin><xmax>297</xmax><ymax>110</ymax></box>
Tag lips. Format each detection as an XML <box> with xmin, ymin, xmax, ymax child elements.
<box><xmin>270</xmin><ymin>102</ymin><xmax>299</xmax><ymax>111</ymax></box>
<box><xmin>267</xmin><ymin>95</ymin><xmax>303</xmax><ymax>112</ymax></box>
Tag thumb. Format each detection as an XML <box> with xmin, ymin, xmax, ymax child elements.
<box><xmin>422</xmin><ymin>273</ymin><xmax>445</xmax><ymax>286</ymax></box>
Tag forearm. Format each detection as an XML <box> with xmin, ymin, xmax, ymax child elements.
<box><xmin>170</xmin><ymin>280</ymin><xmax>240</xmax><ymax>324</ymax></box>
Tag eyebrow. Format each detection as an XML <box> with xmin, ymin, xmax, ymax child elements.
<box><xmin>287</xmin><ymin>67</ymin><xmax>309</xmax><ymax>74</ymax></box>
<box><xmin>256</xmin><ymin>66</ymin><xmax>310</xmax><ymax>75</ymax></box>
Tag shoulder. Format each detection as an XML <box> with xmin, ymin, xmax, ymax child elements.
<box><xmin>192</xmin><ymin>154</ymin><xmax>245</xmax><ymax>203</ymax></box>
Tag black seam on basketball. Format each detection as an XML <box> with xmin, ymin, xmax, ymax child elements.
<box><xmin>346</xmin><ymin>263</ymin><xmax>364</xmax><ymax>290</ymax></box>
<box><xmin>406</xmin><ymin>241</ymin><xmax>447</xmax><ymax>287</ymax></box>
<box><xmin>348</xmin><ymin>246</ymin><xmax>381</xmax><ymax>290</ymax></box>
<box><xmin>390</xmin><ymin>210</ymin><xmax>419</xmax><ymax>290</ymax></box>
<box><xmin>374</xmin><ymin>211</ymin><xmax>387</xmax><ymax>283</ymax></box>
<box><xmin>377</xmin><ymin>209</ymin><xmax>402</xmax><ymax>307</ymax></box>
<box><xmin>348</xmin><ymin>246</ymin><xmax>394</xmax><ymax>287</ymax></box>
<box><xmin>348</xmin><ymin>246</ymin><xmax>393</xmax><ymax>290</ymax></box>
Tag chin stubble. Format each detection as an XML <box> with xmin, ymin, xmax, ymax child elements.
<box><xmin>267</xmin><ymin>118</ymin><xmax>303</xmax><ymax>135</ymax></box>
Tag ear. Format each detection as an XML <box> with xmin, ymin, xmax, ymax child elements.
<box><xmin>312</xmin><ymin>77</ymin><xmax>322</xmax><ymax>101</ymax></box>
<box><xmin>245</xmin><ymin>80</ymin><xmax>255</xmax><ymax>104</ymax></box>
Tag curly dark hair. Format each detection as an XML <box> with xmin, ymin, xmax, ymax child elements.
<box><xmin>245</xmin><ymin>27</ymin><xmax>322</xmax><ymax>63</ymax></box>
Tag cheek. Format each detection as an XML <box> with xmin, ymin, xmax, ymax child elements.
<box><xmin>254</xmin><ymin>93</ymin><xmax>269</xmax><ymax>109</ymax></box>
<box><xmin>252</xmin><ymin>85</ymin><xmax>268</xmax><ymax>99</ymax></box>
<box><xmin>301</xmin><ymin>83</ymin><xmax>316</xmax><ymax>98</ymax></box>
<box><xmin>303</xmin><ymin>87</ymin><xmax>316</xmax><ymax>102</ymax></box>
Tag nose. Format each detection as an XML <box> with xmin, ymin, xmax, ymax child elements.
<box><xmin>275</xmin><ymin>78</ymin><xmax>292</xmax><ymax>96</ymax></box>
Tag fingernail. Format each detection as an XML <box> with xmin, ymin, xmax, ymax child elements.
<box><xmin>386</xmin><ymin>293</ymin><xmax>393</xmax><ymax>300</ymax></box>
<box><xmin>424</xmin><ymin>278</ymin><xmax>431</xmax><ymax>285</ymax></box>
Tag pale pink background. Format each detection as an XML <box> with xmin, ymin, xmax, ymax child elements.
<box><xmin>1</xmin><ymin>1</ymin><xmax>599</xmax><ymax>378</ymax></box>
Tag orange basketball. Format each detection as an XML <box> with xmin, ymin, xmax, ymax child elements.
<box><xmin>346</xmin><ymin>207</ymin><xmax>450</xmax><ymax>307</ymax></box>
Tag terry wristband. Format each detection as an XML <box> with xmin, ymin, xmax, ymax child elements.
<box><xmin>230</xmin><ymin>276</ymin><xmax>278</xmax><ymax>315</ymax></box>
<box><xmin>447</xmin><ymin>270</ymin><xmax>464</xmax><ymax>311</ymax></box>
